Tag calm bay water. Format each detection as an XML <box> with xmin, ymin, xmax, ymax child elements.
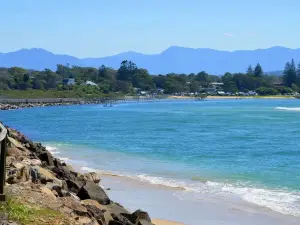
<box><xmin>1</xmin><ymin>99</ymin><xmax>300</xmax><ymax>217</ymax></box>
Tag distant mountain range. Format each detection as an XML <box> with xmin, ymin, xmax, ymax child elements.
<box><xmin>0</xmin><ymin>46</ymin><xmax>298</xmax><ymax>75</ymax></box>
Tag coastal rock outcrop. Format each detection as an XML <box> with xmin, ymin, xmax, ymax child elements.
<box><xmin>2</xmin><ymin>124</ymin><xmax>154</xmax><ymax>225</ymax></box>
<box><xmin>78</xmin><ymin>181</ymin><xmax>111</xmax><ymax>205</ymax></box>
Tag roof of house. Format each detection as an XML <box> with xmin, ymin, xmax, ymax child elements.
<box><xmin>85</xmin><ymin>81</ymin><xmax>98</xmax><ymax>86</ymax></box>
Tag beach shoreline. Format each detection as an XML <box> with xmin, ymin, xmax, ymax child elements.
<box><xmin>0</xmin><ymin>95</ymin><xmax>297</xmax><ymax>110</ymax></box>
<box><xmin>2</xmin><ymin>123</ymin><xmax>183</xmax><ymax>225</ymax></box>
<box><xmin>64</xmin><ymin>155</ymin><xmax>300</xmax><ymax>225</ymax></box>
<box><xmin>168</xmin><ymin>95</ymin><xmax>296</xmax><ymax>99</ymax></box>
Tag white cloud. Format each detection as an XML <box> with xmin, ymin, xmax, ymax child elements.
<box><xmin>224</xmin><ymin>32</ymin><xmax>235</xmax><ymax>37</ymax></box>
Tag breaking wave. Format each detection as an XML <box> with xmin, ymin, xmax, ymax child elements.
<box><xmin>47</xmin><ymin>144</ymin><xmax>300</xmax><ymax>217</ymax></box>
<box><xmin>275</xmin><ymin>107</ymin><xmax>300</xmax><ymax>111</ymax></box>
<box><xmin>80</xmin><ymin>166</ymin><xmax>300</xmax><ymax>217</ymax></box>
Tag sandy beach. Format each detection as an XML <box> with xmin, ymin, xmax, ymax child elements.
<box><xmin>168</xmin><ymin>95</ymin><xmax>295</xmax><ymax>99</ymax></box>
<box><xmin>153</xmin><ymin>219</ymin><xmax>185</xmax><ymax>225</ymax></box>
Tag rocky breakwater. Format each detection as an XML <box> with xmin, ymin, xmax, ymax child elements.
<box><xmin>4</xmin><ymin>125</ymin><xmax>155</xmax><ymax>225</ymax></box>
<box><xmin>0</xmin><ymin>102</ymin><xmax>79</xmax><ymax>110</ymax></box>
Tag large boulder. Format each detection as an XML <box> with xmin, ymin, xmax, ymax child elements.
<box><xmin>45</xmin><ymin>182</ymin><xmax>64</xmax><ymax>197</ymax></box>
<box><xmin>38</xmin><ymin>151</ymin><xmax>54</xmax><ymax>166</ymax></box>
<box><xmin>66</xmin><ymin>177</ymin><xmax>86</xmax><ymax>194</ymax></box>
<box><xmin>85</xmin><ymin>204</ymin><xmax>106</xmax><ymax>224</ymax></box>
<box><xmin>40</xmin><ymin>187</ymin><xmax>57</xmax><ymax>200</ymax></box>
<box><xmin>100</xmin><ymin>203</ymin><xmax>130</xmax><ymax>215</ymax></box>
<box><xmin>6</xmin><ymin>156</ymin><xmax>16</xmax><ymax>167</ymax></box>
<box><xmin>29</xmin><ymin>166</ymin><xmax>62</xmax><ymax>186</ymax></box>
<box><xmin>77</xmin><ymin>181</ymin><xmax>110</xmax><ymax>205</ymax></box>
<box><xmin>132</xmin><ymin>210</ymin><xmax>151</xmax><ymax>222</ymax></box>
<box><xmin>60</xmin><ymin>196</ymin><xmax>88</xmax><ymax>217</ymax></box>
<box><xmin>110</xmin><ymin>213</ymin><xmax>134</xmax><ymax>225</ymax></box>
<box><xmin>7</xmin><ymin>137</ymin><xmax>25</xmax><ymax>151</ymax></box>
<box><xmin>120</xmin><ymin>210</ymin><xmax>153</xmax><ymax>225</ymax></box>
<box><xmin>52</xmin><ymin>165</ymin><xmax>76</xmax><ymax>180</ymax></box>
<box><xmin>6</xmin><ymin>163</ymin><xmax>30</xmax><ymax>184</ymax></box>
<box><xmin>81</xmin><ymin>199</ymin><xmax>102</xmax><ymax>209</ymax></box>
<box><xmin>7</xmin><ymin>147</ymin><xmax>22</xmax><ymax>157</ymax></box>
<box><xmin>22</xmin><ymin>158</ymin><xmax>41</xmax><ymax>166</ymax></box>
<box><xmin>83</xmin><ymin>172</ymin><xmax>101</xmax><ymax>184</ymax></box>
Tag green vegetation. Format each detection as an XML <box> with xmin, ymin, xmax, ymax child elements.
<box><xmin>0</xmin><ymin>59</ymin><xmax>300</xmax><ymax>98</ymax></box>
<box><xmin>0</xmin><ymin>197</ymin><xmax>69</xmax><ymax>225</ymax></box>
<box><xmin>0</xmin><ymin>89</ymin><xmax>119</xmax><ymax>99</ymax></box>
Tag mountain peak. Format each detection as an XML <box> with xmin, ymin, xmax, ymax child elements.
<box><xmin>0</xmin><ymin>46</ymin><xmax>299</xmax><ymax>74</ymax></box>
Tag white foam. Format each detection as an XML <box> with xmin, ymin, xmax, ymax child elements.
<box><xmin>137</xmin><ymin>174</ymin><xmax>191</xmax><ymax>190</ymax></box>
<box><xmin>45</xmin><ymin>145</ymin><xmax>58</xmax><ymax>151</ymax></box>
<box><xmin>45</xmin><ymin>145</ymin><xmax>61</xmax><ymax>154</ymax></box>
<box><xmin>80</xmin><ymin>166</ymin><xmax>97</xmax><ymax>172</ymax></box>
<box><xmin>205</xmin><ymin>181</ymin><xmax>300</xmax><ymax>217</ymax></box>
<box><xmin>275</xmin><ymin>107</ymin><xmax>300</xmax><ymax>111</ymax></box>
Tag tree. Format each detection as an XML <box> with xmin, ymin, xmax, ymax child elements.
<box><xmin>98</xmin><ymin>65</ymin><xmax>109</xmax><ymax>80</ymax></box>
<box><xmin>291</xmin><ymin>83</ymin><xmax>300</xmax><ymax>92</ymax></box>
<box><xmin>44</xmin><ymin>69</ymin><xmax>61</xmax><ymax>89</ymax></box>
<box><xmin>189</xmin><ymin>80</ymin><xmax>200</xmax><ymax>93</ymax></box>
<box><xmin>117</xmin><ymin>60</ymin><xmax>137</xmax><ymax>82</ymax></box>
<box><xmin>164</xmin><ymin>75</ymin><xmax>185</xmax><ymax>94</ymax></box>
<box><xmin>256</xmin><ymin>87</ymin><xmax>278</xmax><ymax>95</ymax></box>
<box><xmin>254</xmin><ymin>63</ymin><xmax>263</xmax><ymax>77</ymax></box>
<box><xmin>195</xmin><ymin>71</ymin><xmax>209</xmax><ymax>87</ymax></box>
<box><xmin>152</xmin><ymin>75</ymin><xmax>166</xmax><ymax>89</ymax></box>
<box><xmin>132</xmin><ymin>69</ymin><xmax>155</xmax><ymax>91</ymax></box>
<box><xmin>246</xmin><ymin>65</ymin><xmax>254</xmax><ymax>76</ymax></box>
<box><xmin>56</xmin><ymin>64</ymin><xmax>72</xmax><ymax>78</ymax></box>
<box><xmin>116</xmin><ymin>80</ymin><xmax>133</xmax><ymax>93</ymax></box>
<box><xmin>296</xmin><ymin>62</ymin><xmax>300</xmax><ymax>85</ymax></box>
<box><xmin>222</xmin><ymin>72</ymin><xmax>233</xmax><ymax>83</ymax></box>
<box><xmin>283</xmin><ymin>59</ymin><xmax>297</xmax><ymax>87</ymax></box>
<box><xmin>222</xmin><ymin>81</ymin><xmax>238</xmax><ymax>93</ymax></box>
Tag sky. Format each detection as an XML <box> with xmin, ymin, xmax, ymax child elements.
<box><xmin>1</xmin><ymin>0</ymin><xmax>300</xmax><ymax>58</ymax></box>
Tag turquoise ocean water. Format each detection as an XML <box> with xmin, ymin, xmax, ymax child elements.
<box><xmin>1</xmin><ymin>99</ymin><xmax>300</xmax><ymax>216</ymax></box>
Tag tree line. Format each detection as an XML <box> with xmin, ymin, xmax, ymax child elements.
<box><xmin>0</xmin><ymin>59</ymin><xmax>300</xmax><ymax>96</ymax></box>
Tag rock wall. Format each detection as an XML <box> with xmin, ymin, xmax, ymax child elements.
<box><xmin>4</xmin><ymin>124</ymin><xmax>154</xmax><ymax>225</ymax></box>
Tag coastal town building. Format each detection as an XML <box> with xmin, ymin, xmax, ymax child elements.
<box><xmin>62</xmin><ymin>78</ymin><xmax>75</xmax><ymax>85</ymax></box>
<box><xmin>82</xmin><ymin>80</ymin><xmax>98</xmax><ymax>86</ymax></box>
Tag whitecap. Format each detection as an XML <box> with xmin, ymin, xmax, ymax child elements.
<box><xmin>275</xmin><ymin>107</ymin><xmax>300</xmax><ymax>111</ymax></box>
<box><xmin>80</xmin><ymin>166</ymin><xmax>97</xmax><ymax>172</ymax></box>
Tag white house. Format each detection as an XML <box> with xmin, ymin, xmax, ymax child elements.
<box><xmin>63</xmin><ymin>78</ymin><xmax>75</xmax><ymax>85</ymax></box>
<box><xmin>83</xmin><ymin>81</ymin><xmax>98</xmax><ymax>86</ymax></box>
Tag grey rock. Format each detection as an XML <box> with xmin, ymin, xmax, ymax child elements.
<box><xmin>38</xmin><ymin>151</ymin><xmax>54</xmax><ymax>166</ymax></box>
<box><xmin>111</xmin><ymin>213</ymin><xmax>134</xmax><ymax>225</ymax></box>
<box><xmin>132</xmin><ymin>210</ymin><xmax>151</xmax><ymax>223</ymax></box>
<box><xmin>66</xmin><ymin>177</ymin><xmax>86</xmax><ymax>194</ymax></box>
<box><xmin>77</xmin><ymin>181</ymin><xmax>110</xmax><ymax>205</ymax></box>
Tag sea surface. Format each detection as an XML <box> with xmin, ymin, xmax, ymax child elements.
<box><xmin>1</xmin><ymin>99</ymin><xmax>300</xmax><ymax>223</ymax></box>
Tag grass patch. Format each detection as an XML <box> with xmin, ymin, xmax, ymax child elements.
<box><xmin>0</xmin><ymin>197</ymin><xmax>70</xmax><ymax>225</ymax></box>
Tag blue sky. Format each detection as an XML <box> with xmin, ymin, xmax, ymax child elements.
<box><xmin>1</xmin><ymin>0</ymin><xmax>299</xmax><ymax>57</ymax></box>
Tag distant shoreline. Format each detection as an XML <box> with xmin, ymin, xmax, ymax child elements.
<box><xmin>0</xmin><ymin>95</ymin><xmax>297</xmax><ymax>110</ymax></box>
<box><xmin>168</xmin><ymin>95</ymin><xmax>296</xmax><ymax>99</ymax></box>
